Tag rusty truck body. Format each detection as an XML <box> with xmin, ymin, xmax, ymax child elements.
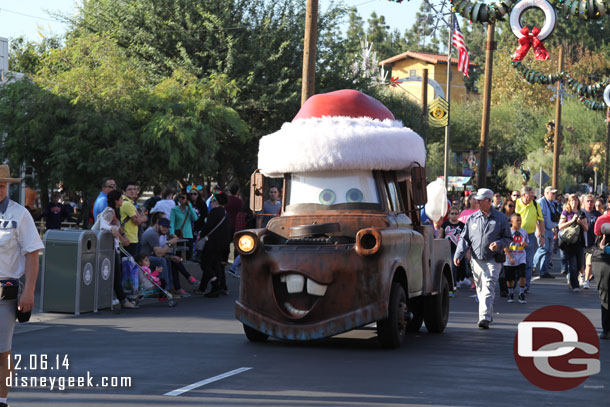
<box><xmin>233</xmin><ymin>90</ymin><xmax>452</xmax><ymax>348</ymax></box>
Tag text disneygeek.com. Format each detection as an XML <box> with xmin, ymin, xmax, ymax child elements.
<box><xmin>6</xmin><ymin>354</ymin><xmax>132</xmax><ymax>391</ymax></box>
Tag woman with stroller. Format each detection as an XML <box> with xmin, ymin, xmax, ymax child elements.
<box><xmin>97</xmin><ymin>189</ymin><xmax>138</xmax><ymax>309</ymax></box>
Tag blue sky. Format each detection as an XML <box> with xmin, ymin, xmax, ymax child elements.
<box><xmin>0</xmin><ymin>0</ymin><xmax>423</xmax><ymax>42</ymax></box>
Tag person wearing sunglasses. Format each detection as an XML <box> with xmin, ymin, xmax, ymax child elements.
<box><xmin>93</xmin><ymin>177</ymin><xmax>116</xmax><ymax>220</ymax></box>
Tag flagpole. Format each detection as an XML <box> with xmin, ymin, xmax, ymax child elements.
<box><xmin>443</xmin><ymin>13</ymin><xmax>454</xmax><ymax>191</ymax></box>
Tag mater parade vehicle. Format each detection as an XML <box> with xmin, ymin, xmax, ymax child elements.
<box><xmin>234</xmin><ymin>89</ymin><xmax>453</xmax><ymax>348</ymax></box>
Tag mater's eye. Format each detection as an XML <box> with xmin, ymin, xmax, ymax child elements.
<box><xmin>319</xmin><ymin>189</ymin><xmax>336</xmax><ymax>205</ymax></box>
<box><xmin>346</xmin><ymin>188</ymin><xmax>363</xmax><ymax>203</ymax></box>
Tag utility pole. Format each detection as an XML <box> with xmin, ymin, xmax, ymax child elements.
<box><xmin>443</xmin><ymin>14</ymin><xmax>454</xmax><ymax>191</ymax></box>
<box><xmin>605</xmin><ymin>107</ymin><xmax>610</xmax><ymax>193</ymax></box>
<box><xmin>421</xmin><ymin>68</ymin><xmax>428</xmax><ymax>143</ymax></box>
<box><xmin>552</xmin><ymin>46</ymin><xmax>564</xmax><ymax>189</ymax></box>
<box><xmin>301</xmin><ymin>0</ymin><xmax>318</xmax><ymax>106</ymax></box>
<box><xmin>478</xmin><ymin>22</ymin><xmax>495</xmax><ymax>188</ymax></box>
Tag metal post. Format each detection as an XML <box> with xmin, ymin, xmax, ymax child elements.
<box><xmin>443</xmin><ymin>14</ymin><xmax>454</xmax><ymax>191</ymax></box>
<box><xmin>301</xmin><ymin>0</ymin><xmax>318</xmax><ymax>106</ymax></box>
<box><xmin>421</xmin><ymin>68</ymin><xmax>428</xmax><ymax>143</ymax></box>
<box><xmin>602</xmin><ymin>107</ymin><xmax>610</xmax><ymax>192</ymax></box>
<box><xmin>552</xmin><ymin>46</ymin><xmax>564</xmax><ymax>189</ymax></box>
<box><xmin>478</xmin><ymin>22</ymin><xmax>495</xmax><ymax>188</ymax></box>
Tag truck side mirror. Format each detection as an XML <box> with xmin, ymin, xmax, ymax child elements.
<box><xmin>411</xmin><ymin>166</ymin><xmax>427</xmax><ymax>206</ymax></box>
<box><xmin>250</xmin><ymin>169</ymin><xmax>265</xmax><ymax>212</ymax></box>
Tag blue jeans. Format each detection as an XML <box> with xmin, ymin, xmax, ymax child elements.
<box><xmin>565</xmin><ymin>250</ymin><xmax>580</xmax><ymax>289</ymax></box>
<box><xmin>149</xmin><ymin>256</ymin><xmax>171</xmax><ymax>289</ymax></box>
<box><xmin>533</xmin><ymin>229</ymin><xmax>554</xmax><ymax>276</ymax></box>
<box><xmin>525</xmin><ymin>232</ymin><xmax>539</xmax><ymax>287</ymax></box>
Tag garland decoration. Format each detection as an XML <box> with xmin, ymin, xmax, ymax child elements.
<box><xmin>512</xmin><ymin>61</ymin><xmax>610</xmax><ymax>109</ymax></box>
<box><xmin>451</xmin><ymin>0</ymin><xmax>610</xmax><ymax>24</ymax></box>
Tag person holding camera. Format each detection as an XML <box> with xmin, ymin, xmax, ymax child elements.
<box><xmin>454</xmin><ymin>188</ymin><xmax>513</xmax><ymax>329</ymax></box>
<box><xmin>0</xmin><ymin>165</ymin><xmax>45</xmax><ymax>407</ymax></box>
<box><xmin>558</xmin><ymin>194</ymin><xmax>588</xmax><ymax>292</ymax></box>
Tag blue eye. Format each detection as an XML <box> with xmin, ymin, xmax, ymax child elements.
<box><xmin>319</xmin><ymin>189</ymin><xmax>336</xmax><ymax>205</ymax></box>
<box><xmin>346</xmin><ymin>188</ymin><xmax>363</xmax><ymax>203</ymax></box>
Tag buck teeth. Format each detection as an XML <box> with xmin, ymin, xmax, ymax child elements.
<box><xmin>285</xmin><ymin>274</ymin><xmax>305</xmax><ymax>293</ymax></box>
<box><xmin>306</xmin><ymin>278</ymin><xmax>328</xmax><ymax>296</ymax></box>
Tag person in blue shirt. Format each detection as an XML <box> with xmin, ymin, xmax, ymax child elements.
<box><xmin>454</xmin><ymin>188</ymin><xmax>513</xmax><ymax>329</ymax></box>
<box><xmin>533</xmin><ymin>186</ymin><xmax>560</xmax><ymax>278</ymax></box>
<box><xmin>93</xmin><ymin>177</ymin><xmax>116</xmax><ymax>220</ymax></box>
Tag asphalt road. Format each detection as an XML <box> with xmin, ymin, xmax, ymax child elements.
<box><xmin>9</xmin><ymin>270</ymin><xmax>610</xmax><ymax>407</ymax></box>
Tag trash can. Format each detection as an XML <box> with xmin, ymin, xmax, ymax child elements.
<box><xmin>95</xmin><ymin>230</ymin><xmax>115</xmax><ymax>312</ymax></box>
<box><xmin>40</xmin><ymin>230</ymin><xmax>97</xmax><ymax>315</ymax></box>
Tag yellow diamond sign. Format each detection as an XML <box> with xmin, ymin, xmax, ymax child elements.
<box><xmin>428</xmin><ymin>97</ymin><xmax>449</xmax><ymax>128</ymax></box>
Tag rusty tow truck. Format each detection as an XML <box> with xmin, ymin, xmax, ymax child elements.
<box><xmin>233</xmin><ymin>89</ymin><xmax>453</xmax><ymax>348</ymax></box>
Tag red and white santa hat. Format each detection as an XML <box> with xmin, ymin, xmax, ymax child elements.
<box><xmin>258</xmin><ymin>89</ymin><xmax>426</xmax><ymax>177</ymax></box>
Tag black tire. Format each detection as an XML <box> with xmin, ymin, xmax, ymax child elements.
<box><xmin>406</xmin><ymin>296</ymin><xmax>424</xmax><ymax>332</ymax></box>
<box><xmin>423</xmin><ymin>274</ymin><xmax>450</xmax><ymax>333</ymax></box>
<box><xmin>377</xmin><ymin>283</ymin><xmax>407</xmax><ymax>349</ymax></box>
<box><xmin>243</xmin><ymin>324</ymin><xmax>269</xmax><ymax>342</ymax></box>
<box><xmin>168</xmin><ymin>299</ymin><xmax>177</xmax><ymax>307</ymax></box>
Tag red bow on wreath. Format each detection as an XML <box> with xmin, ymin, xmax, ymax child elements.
<box><xmin>511</xmin><ymin>26</ymin><xmax>549</xmax><ymax>62</ymax></box>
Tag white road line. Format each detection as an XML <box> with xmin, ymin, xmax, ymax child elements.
<box><xmin>164</xmin><ymin>367</ymin><xmax>253</xmax><ymax>396</ymax></box>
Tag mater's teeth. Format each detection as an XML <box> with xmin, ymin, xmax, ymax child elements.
<box><xmin>284</xmin><ymin>302</ymin><xmax>308</xmax><ymax>317</ymax></box>
<box><xmin>306</xmin><ymin>279</ymin><xmax>327</xmax><ymax>296</ymax></box>
<box><xmin>286</xmin><ymin>274</ymin><xmax>305</xmax><ymax>293</ymax></box>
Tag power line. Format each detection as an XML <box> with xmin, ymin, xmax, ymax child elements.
<box><xmin>0</xmin><ymin>7</ymin><xmax>59</xmax><ymax>23</ymax></box>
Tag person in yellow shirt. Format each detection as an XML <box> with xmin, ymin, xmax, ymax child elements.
<box><xmin>120</xmin><ymin>181</ymin><xmax>147</xmax><ymax>256</ymax></box>
<box><xmin>515</xmin><ymin>185</ymin><xmax>545</xmax><ymax>290</ymax></box>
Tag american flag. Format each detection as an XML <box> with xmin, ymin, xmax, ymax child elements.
<box><xmin>452</xmin><ymin>17</ymin><xmax>469</xmax><ymax>77</ymax></box>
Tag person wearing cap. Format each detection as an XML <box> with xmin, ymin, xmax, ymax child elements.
<box><xmin>515</xmin><ymin>185</ymin><xmax>545</xmax><ymax>290</ymax></box>
<box><xmin>0</xmin><ymin>165</ymin><xmax>45</xmax><ymax>407</ymax></box>
<box><xmin>592</xmin><ymin>217</ymin><xmax>610</xmax><ymax>339</ymax></box>
<box><xmin>454</xmin><ymin>188</ymin><xmax>513</xmax><ymax>329</ymax></box>
<box><xmin>139</xmin><ymin>216</ymin><xmax>176</xmax><ymax>292</ymax></box>
<box><xmin>533</xmin><ymin>186</ymin><xmax>561</xmax><ymax>279</ymax></box>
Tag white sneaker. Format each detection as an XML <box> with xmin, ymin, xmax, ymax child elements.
<box><xmin>112</xmin><ymin>298</ymin><xmax>120</xmax><ymax>306</ymax></box>
<box><xmin>579</xmin><ymin>274</ymin><xmax>585</xmax><ymax>286</ymax></box>
<box><xmin>583</xmin><ymin>280</ymin><xmax>590</xmax><ymax>289</ymax></box>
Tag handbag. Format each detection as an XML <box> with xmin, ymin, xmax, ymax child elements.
<box><xmin>195</xmin><ymin>214</ymin><xmax>227</xmax><ymax>252</ymax></box>
<box><xmin>175</xmin><ymin>207</ymin><xmax>191</xmax><ymax>239</ymax></box>
<box><xmin>560</xmin><ymin>223</ymin><xmax>581</xmax><ymax>246</ymax></box>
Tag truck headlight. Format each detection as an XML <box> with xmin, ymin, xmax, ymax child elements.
<box><xmin>355</xmin><ymin>228</ymin><xmax>381</xmax><ymax>256</ymax></box>
<box><xmin>237</xmin><ymin>233</ymin><xmax>257</xmax><ymax>255</ymax></box>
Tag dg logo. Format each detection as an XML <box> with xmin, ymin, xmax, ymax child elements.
<box><xmin>514</xmin><ymin>305</ymin><xmax>600</xmax><ymax>391</ymax></box>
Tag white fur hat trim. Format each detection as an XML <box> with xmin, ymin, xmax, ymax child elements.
<box><xmin>258</xmin><ymin>116</ymin><xmax>426</xmax><ymax>177</ymax></box>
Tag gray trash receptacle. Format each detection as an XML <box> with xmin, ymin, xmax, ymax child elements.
<box><xmin>41</xmin><ymin>230</ymin><xmax>97</xmax><ymax>315</ymax></box>
<box><xmin>95</xmin><ymin>230</ymin><xmax>115</xmax><ymax>312</ymax></box>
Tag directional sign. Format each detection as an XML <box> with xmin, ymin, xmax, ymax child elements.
<box><xmin>532</xmin><ymin>170</ymin><xmax>550</xmax><ymax>186</ymax></box>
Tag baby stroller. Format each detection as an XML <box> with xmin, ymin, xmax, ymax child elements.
<box><xmin>118</xmin><ymin>245</ymin><xmax>177</xmax><ymax>307</ymax></box>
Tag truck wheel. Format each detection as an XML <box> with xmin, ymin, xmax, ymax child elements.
<box><xmin>423</xmin><ymin>274</ymin><xmax>450</xmax><ymax>333</ymax></box>
<box><xmin>377</xmin><ymin>283</ymin><xmax>407</xmax><ymax>349</ymax></box>
<box><xmin>243</xmin><ymin>324</ymin><xmax>269</xmax><ymax>342</ymax></box>
<box><xmin>406</xmin><ymin>297</ymin><xmax>424</xmax><ymax>332</ymax></box>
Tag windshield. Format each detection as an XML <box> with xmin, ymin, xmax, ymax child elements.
<box><xmin>287</xmin><ymin>170</ymin><xmax>380</xmax><ymax>210</ymax></box>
